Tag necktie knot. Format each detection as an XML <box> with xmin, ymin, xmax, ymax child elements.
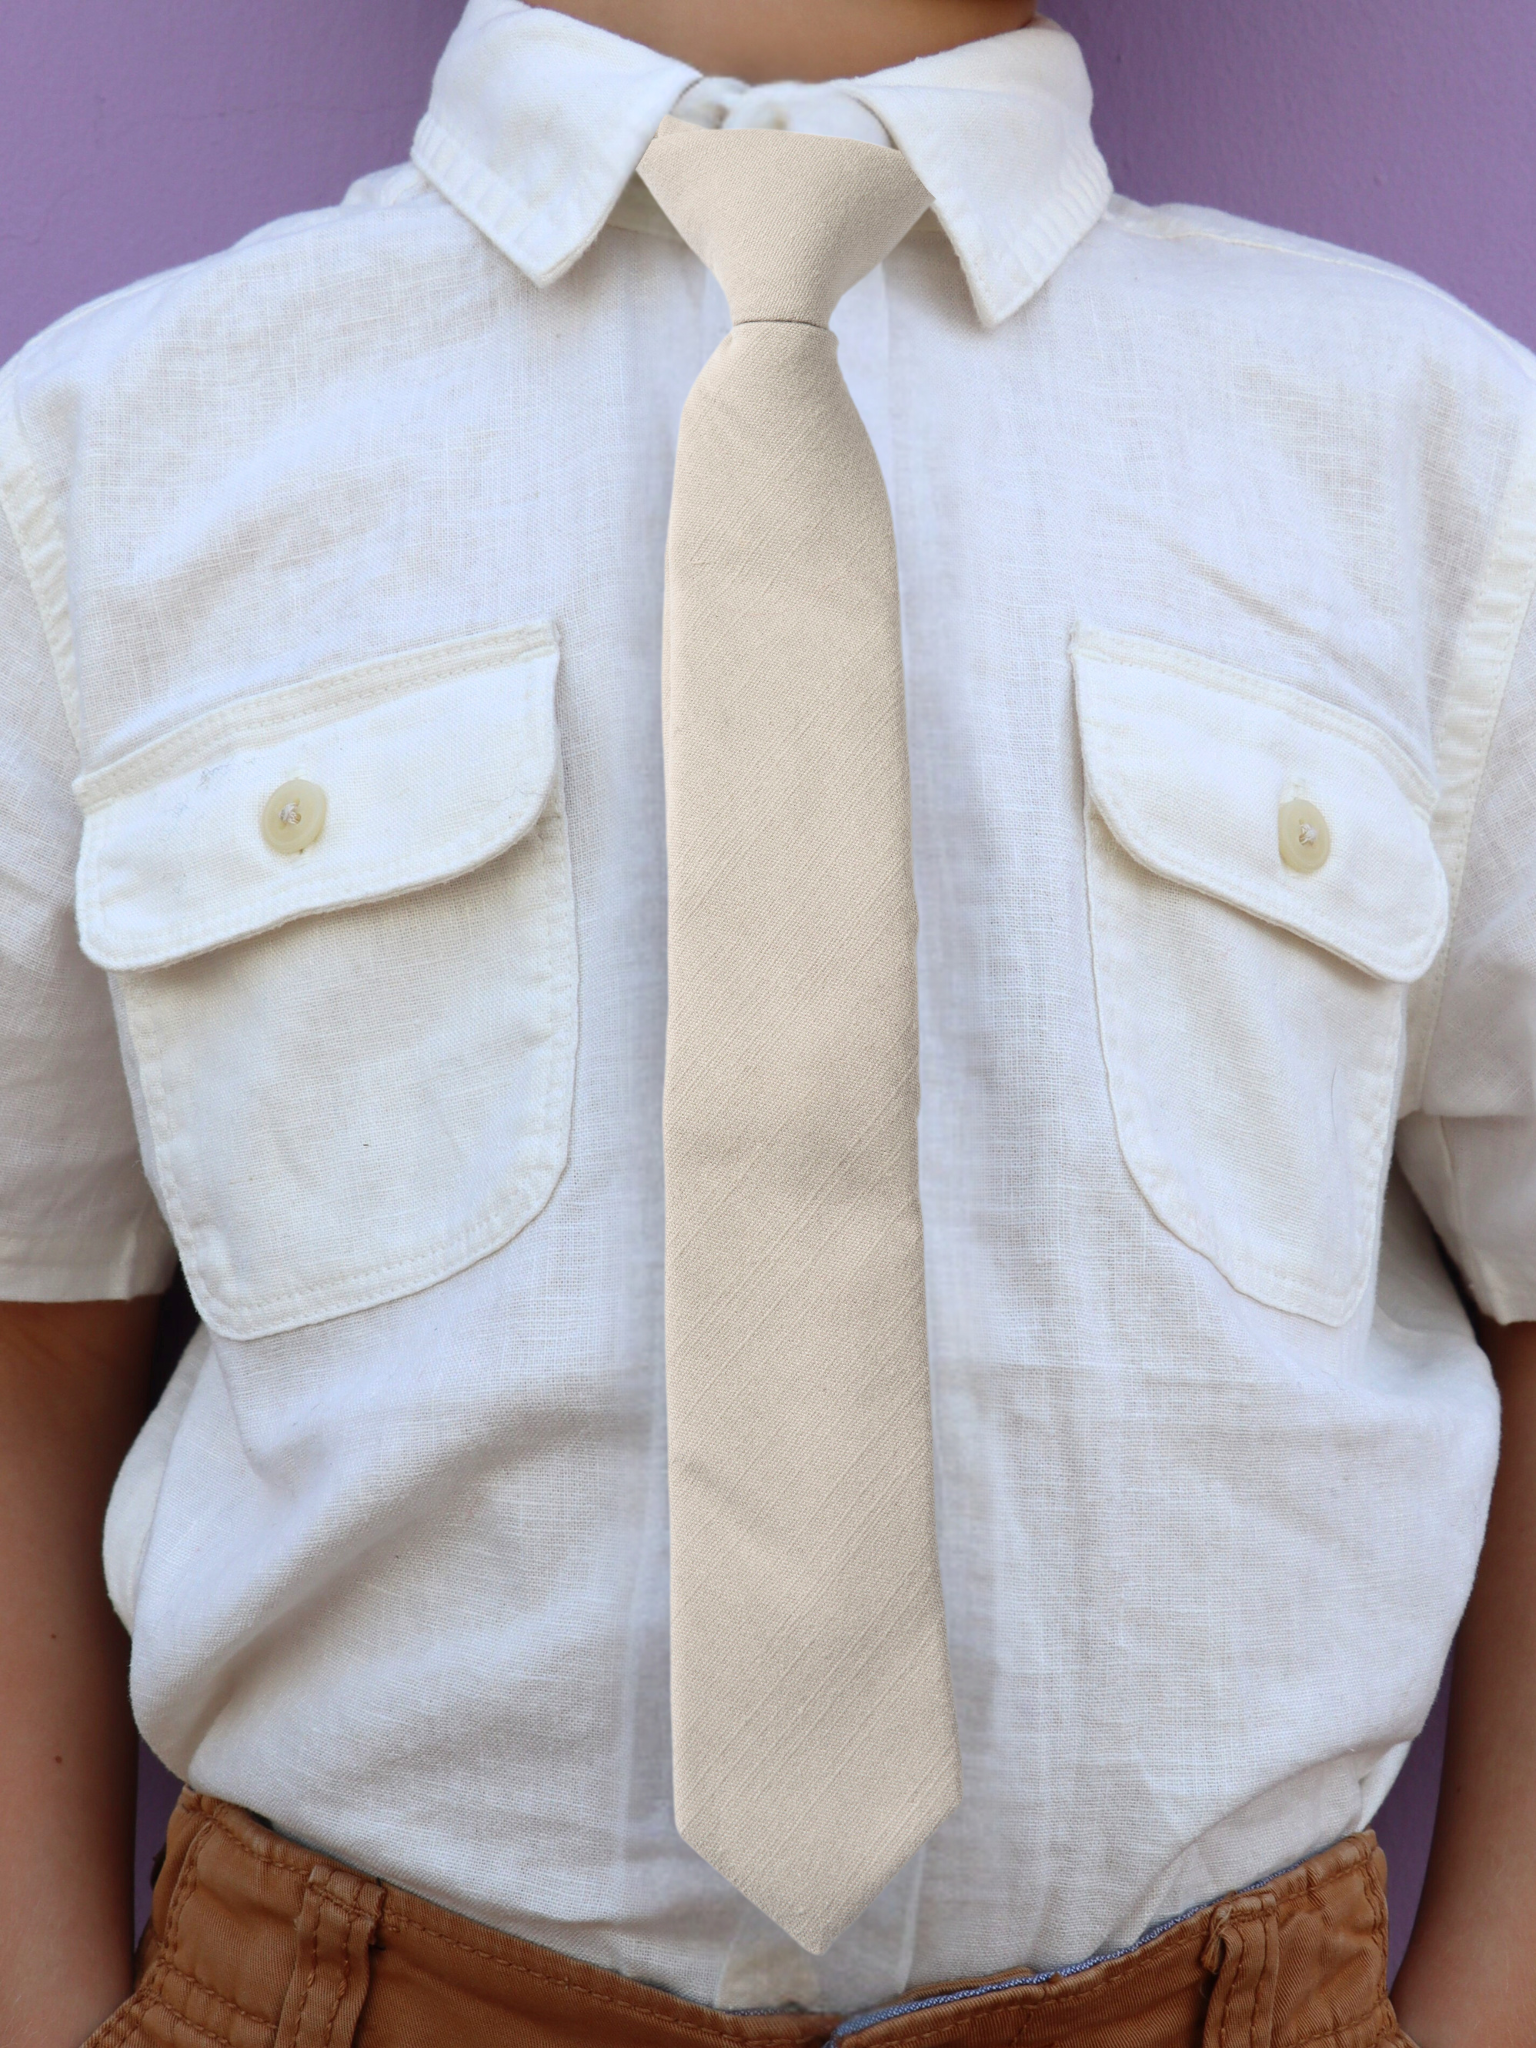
<box><xmin>639</xmin><ymin>118</ymin><xmax>930</xmax><ymax>328</ymax></box>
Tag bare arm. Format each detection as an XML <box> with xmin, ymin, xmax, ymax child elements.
<box><xmin>0</xmin><ymin>1298</ymin><xmax>157</xmax><ymax>2048</ymax></box>
<box><xmin>1392</xmin><ymin>1319</ymin><xmax>1536</xmax><ymax>2048</ymax></box>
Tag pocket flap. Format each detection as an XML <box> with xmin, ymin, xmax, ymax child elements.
<box><xmin>75</xmin><ymin>626</ymin><xmax>560</xmax><ymax>972</ymax></box>
<box><xmin>1073</xmin><ymin>629</ymin><xmax>1448</xmax><ymax>984</ymax></box>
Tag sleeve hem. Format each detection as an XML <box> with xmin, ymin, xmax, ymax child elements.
<box><xmin>1461</xmin><ymin>1261</ymin><xmax>1536</xmax><ymax>1329</ymax></box>
<box><xmin>0</xmin><ymin>1225</ymin><xmax>177</xmax><ymax>1303</ymax></box>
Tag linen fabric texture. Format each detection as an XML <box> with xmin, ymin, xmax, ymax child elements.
<box><xmin>638</xmin><ymin>122</ymin><xmax>958</xmax><ymax>1950</ymax></box>
<box><xmin>0</xmin><ymin>0</ymin><xmax>1533</xmax><ymax>2016</ymax></box>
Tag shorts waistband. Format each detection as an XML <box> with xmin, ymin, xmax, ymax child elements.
<box><xmin>96</xmin><ymin>1791</ymin><xmax>1409</xmax><ymax>2048</ymax></box>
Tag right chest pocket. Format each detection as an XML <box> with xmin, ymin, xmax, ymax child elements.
<box><xmin>74</xmin><ymin>625</ymin><xmax>577</xmax><ymax>1340</ymax></box>
<box><xmin>1073</xmin><ymin>630</ymin><xmax>1448</xmax><ymax>1328</ymax></box>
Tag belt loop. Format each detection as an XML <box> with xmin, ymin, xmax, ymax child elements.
<box><xmin>274</xmin><ymin>1864</ymin><xmax>385</xmax><ymax>2048</ymax></box>
<box><xmin>1202</xmin><ymin>1889</ymin><xmax>1280</xmax><ymax>2048</ymax></box>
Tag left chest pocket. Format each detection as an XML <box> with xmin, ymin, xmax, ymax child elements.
<box><xmin>1073</xmin><ymin>629</ymin><xmax>1448</xmax><ymax>1326</ymax></box>
<box><xmin>75</xmin><ymin>625</ymin><xmax>577</xmax><ymax>1340</ymax></box>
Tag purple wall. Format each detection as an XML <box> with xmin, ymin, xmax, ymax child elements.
<box><xmin>0</xmin><ymin>0</ymin><xmax>462</xmax><ymax>368</ymax></box>
<box><xmin>1052</xmin><ymin>0</ymin><xmax>1536</xmax><ymax>351</ymax></box>
<box><xmin>8</xmin><ymin>0</ymin><xmax>1528</xmax><ymax>1979</ymax></box>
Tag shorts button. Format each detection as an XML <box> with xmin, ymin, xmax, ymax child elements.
<box><xmin>261</xmin><ymin>779</ymin><xmax>327</xmax><ymax>855</ymax></box>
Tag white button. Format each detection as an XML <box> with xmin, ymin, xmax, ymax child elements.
<box><xmin>1278</xmin><ymin>797</ymin><xmax>1330</xmax><ymax>874</ymax></box>
<box><xmin>261</xmin><ymin>779</ymin><xmax>327</xmax><ymax>855</ymax></box>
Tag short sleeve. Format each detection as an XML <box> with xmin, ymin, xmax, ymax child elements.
<box><xmin>0</xmin><ymin>491</ymin><xmax>175</xmax><ymax>1299</ymax></box>
<box><xmin>1399</xmin><ymin>582</ymin><xmax>1536</xmax><ymax>1323</ymax></box>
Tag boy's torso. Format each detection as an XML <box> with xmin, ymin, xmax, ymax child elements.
<box><xmin>3</xmin><ymin>1</ymin><xmax>1533</xmax><ymax>2015</ymax></box>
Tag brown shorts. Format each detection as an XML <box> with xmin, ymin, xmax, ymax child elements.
<box><xmin>90</xmin><ymin>1792</ymin><xmax>1412</xmax><ymax>2048</ymax></box>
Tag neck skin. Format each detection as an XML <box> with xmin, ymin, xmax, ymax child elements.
<box><xmin>532</xmin><ymin>0</ymin><xmax>1038</xmax><ymax>85</ymax></box>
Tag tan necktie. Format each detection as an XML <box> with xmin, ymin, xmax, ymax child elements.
<box><xmin>638</xmin><ymin>119</ymin><xmax>961</xmax><ymax>1955</ymax></box>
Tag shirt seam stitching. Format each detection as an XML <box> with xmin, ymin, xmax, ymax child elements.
<box><xmin>1073</xmin><ymin>627</ymin><xmax>1439</xmax><ymax>808</ymax></box>
<box><xmin>0</xmin><ymin>368</ymin><xmax>80</xmax><ymax>751</ymax></box>
<box><xmin>1405</xmin><ymin>422</ymin><xmax>1536</xmax><ymax>1111</ymax></box>
<box><xmin>73</xmin><ymin>623</ymin><xmax>559</xmax><ymax>802</ymax></box>
<box><xmin>1104</xmin><ymin>208</ymin><xmax>1536</xmax><ymax>382</ymax></box>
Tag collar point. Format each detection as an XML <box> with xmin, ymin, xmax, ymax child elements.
<box><xmin>411</xmin><ymin>115</ymin><xmax>592</xmax><ymax>291</ymax></box>
<box><xmin>956</xmin><ymin>150</ymin><xmax>1114</xmax><ymax>332</ymax></box>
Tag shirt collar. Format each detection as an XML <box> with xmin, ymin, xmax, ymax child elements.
<box><xmin>411</xmin><ymin>0</ymin><xmax>1112</xmax><ymax>329</ymax></box>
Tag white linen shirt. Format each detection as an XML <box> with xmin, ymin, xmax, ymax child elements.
<box><xmin>2</xmin><ymin>0</ymin><xmax>1535</xmax><ymax>2014</ymax></box>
